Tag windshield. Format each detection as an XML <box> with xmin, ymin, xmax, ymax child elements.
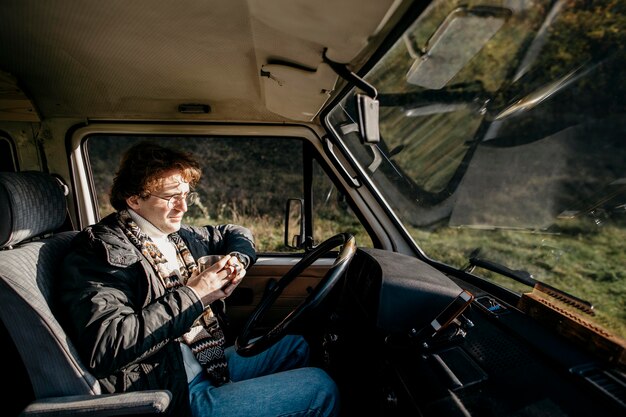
<box><xmin>326</xmin><ymin>0</ymin><xmax>625</xmax><ymax>338</ymax></box>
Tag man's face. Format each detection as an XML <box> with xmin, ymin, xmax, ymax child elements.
<box><xmin>127</xmin><ymin>169</ymin><xmax>191</xmax><ymax>234</ymax></box>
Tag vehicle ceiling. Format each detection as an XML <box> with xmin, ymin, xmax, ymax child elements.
<box><xmin>0</xmin><ymin>0</ymin><xmax>407</xmax><ymax>124</ymax></box>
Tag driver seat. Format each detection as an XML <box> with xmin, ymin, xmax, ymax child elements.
<box><xmin>0</xmin><ymin>171</ymin><xmax>171</xmax><ymax>416</ymax></box>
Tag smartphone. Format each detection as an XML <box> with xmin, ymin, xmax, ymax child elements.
<box><xmin>430</xmin><ymin>290</ymin><xmax>474</xmax><ymax>333</ymax></box>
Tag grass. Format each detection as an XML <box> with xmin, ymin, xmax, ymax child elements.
<box><xmin>98</xmin><ymin>156</ymin><xmax>625</xmax><ymax>341</ymax></box>
<box><xmin>187</xmin><ymin>213</ymin><xmax>373</xmax><ymax>254</ymax></box>
<box><xmin>186</xmin><ymin>206</ymin><xmax>626</xmax><ymax>341</ymax></box>
<box><xmin>410</xmin><ymin>220</ymin><xmax>626</xmax><ymax>340</ymax></box>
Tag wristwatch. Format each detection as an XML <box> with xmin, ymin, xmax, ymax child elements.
<box><xmin>229</xmin><ymin>251</ymin><xmax>249</xmax><ymax>269</ymax></box>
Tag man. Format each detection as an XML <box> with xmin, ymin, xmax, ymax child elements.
<box><xmin>60</xmin><ymin>142</ymin><xmax>339</xmax><ymax>417</ymax></box>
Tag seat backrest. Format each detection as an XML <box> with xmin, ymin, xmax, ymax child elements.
<box><xmin>0</xmin><ymin>171</ymin><xmax>100</xmax><ymax>399</ymax></box>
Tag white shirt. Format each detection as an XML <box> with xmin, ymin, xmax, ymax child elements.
<box><xmin>128</xmin><ymin>209</ymin><xmax>204</xmax><ymax>382</ymax></box>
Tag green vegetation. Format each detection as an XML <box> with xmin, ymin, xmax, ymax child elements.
<box><xmin>356</xmin><ymin>0</ymin><xmax>626</xmax><ymax>341</ymax></box>
<box><xmin>411</xmin><ymin>219</ymin><xmax>626</xmax><ymax>340</ymax></box>
<box><xmin>90</xmin><ymin>135</ymin><xmax>373</xmax><ymax>253</ymax></box>
<box><xmin>88</xmin><ymin>0</ymin><xmax>625</xmax><ymax>345</ymax></box>
<box><xmin>186</xmin><ymin>212</ymin><xmax>372</xmax><ymax>254</ymax></box>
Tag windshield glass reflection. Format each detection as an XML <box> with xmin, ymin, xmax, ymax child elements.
<box><xmin>326</xmin><ymin>0</ymin><xmax>626</xmax><ymax>338</ymax></box>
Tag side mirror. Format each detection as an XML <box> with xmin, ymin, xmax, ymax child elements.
<box><xmin>284</xmin><ymin>198</ymin><xmax>305</xmax><ymax>249</ymax></box>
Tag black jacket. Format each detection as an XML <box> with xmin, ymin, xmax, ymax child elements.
<box><xmin>59</xmin><ymin>213</ymin><xmax>256</xmax><ymax>417</ymax></box>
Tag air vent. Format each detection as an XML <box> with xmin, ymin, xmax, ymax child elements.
<box><xmin>571</xmin><ymin>364</ymin><xmax>626</xmax><ymax>409</ymax></box>
<box><xmin>178</xmin><ymin>103</ymin><xmax>210</xmax><ymax>114</ymax></box>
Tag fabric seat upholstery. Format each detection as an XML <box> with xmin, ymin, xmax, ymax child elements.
<box><xmin>0</xmin><ymin>171</ymin><xmax>171</xmax><ymax>417</ymax></box>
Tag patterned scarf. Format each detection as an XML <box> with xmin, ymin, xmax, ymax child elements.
<box><xmin>117</xmin><ymin>210</ymin><xmax>230</xmax><ymax>385</ymax></box>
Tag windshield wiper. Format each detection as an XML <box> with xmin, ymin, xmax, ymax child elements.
<box><xmin>467</xmin><ymin>249</ymin><xmax>536</xmax><ymax>286</ymax></box>
<box><xmin>466</xmin><ymin>249</ymin><xmax>595</xmax><ymax>315</ymax></box>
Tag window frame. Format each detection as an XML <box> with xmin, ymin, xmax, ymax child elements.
<box><xmin>0</xmin><ymin>131</ymin><xmax>19</xmax><ymax>172</ymax></box>
<box><xmin>67</xmin><ymin>122</ymin><xmax>380</xmax><ymax>254</ymax></box>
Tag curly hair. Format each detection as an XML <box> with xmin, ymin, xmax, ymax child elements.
<box><xmin>110</xmin><ymin>141</ymin><xmax>202</xmax><ymax>211</ymax></box>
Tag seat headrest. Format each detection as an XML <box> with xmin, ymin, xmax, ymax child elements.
<box><xmin>0</xmin><ymin>171</ymin><xmax>68</xmax><ymax>249</ymax></box>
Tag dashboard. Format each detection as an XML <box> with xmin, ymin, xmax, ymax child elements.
<box><xmin>328</xmin><ymin>248</ymin><xmax>625</xmax><ymax>417</ymax></box>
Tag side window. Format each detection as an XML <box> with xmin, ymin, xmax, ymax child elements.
<box><xmin>87</xmin><ymin>134</ymin><xmax>372</xmax><ymax>253</ymax></box>
<box><xmin>87</xmin><ymin>135</ymin><xmax>303</xmax><ymax>253</ymax></box>
<box><xmin>0</xmin><ymin>133</ymin><xmax>18</xmax><ymax>172</ymax></box>
<box><xmin>311</xmin><ymin>158</ymin><xmax>373</xmax><ymax>248</ymax></box>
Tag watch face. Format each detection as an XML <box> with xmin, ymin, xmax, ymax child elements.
<box><xmin>230</xmin><ymin>252</ymin><xmax>246</xmax><ymax>267</ymax></box>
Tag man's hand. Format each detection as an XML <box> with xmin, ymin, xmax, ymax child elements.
<box><xmin>222</xmin><ymin>255</ymin><xmax>246</xmax><ymax>296</ymax></box>
<box><xmin>187</xmin><ymin>255</ymin><xmax>245</xmax><ymax>305</ymax></box>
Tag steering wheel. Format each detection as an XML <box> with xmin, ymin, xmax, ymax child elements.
<box><xmin>235</xmin><ymin>233</ymin><xmax>356</xmax><ymax>357</ymax></box>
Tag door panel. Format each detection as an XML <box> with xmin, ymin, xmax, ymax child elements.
<box><xmin>227</xmin><ymin>257</ymin><xmax>333</xmax><ymax>332</ymax></box>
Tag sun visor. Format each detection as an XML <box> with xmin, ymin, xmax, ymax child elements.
<box><xmin>261</xmin><ymin>63</ymin><xmax>337</xmax><ymax>121</ymax></box>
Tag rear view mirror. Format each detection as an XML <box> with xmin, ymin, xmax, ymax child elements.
<box><xmin>356</xmin><ymin>94</ymin><xmax>380</xmax><ymax>144</ymax></box>
<box><xmin>406</xmin><ymin>6</ymin><xmax>510</xmax><ymax>90</ymax></box>
<box><xmin>322</xmin><ymin>50</ymin><xmax>380</xmax><ymax>144</ymax></box>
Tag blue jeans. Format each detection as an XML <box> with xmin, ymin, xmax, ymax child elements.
<box><xmin>189</xmin><ymin>335</ymin><xmax>340</xmax><ymax>417</ymax></box>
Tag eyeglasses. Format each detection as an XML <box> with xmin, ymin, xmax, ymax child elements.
<box><xmin>150</xmin><ymin>191</ymin><xmax>199</xmax><ymax>208</ymax></box>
